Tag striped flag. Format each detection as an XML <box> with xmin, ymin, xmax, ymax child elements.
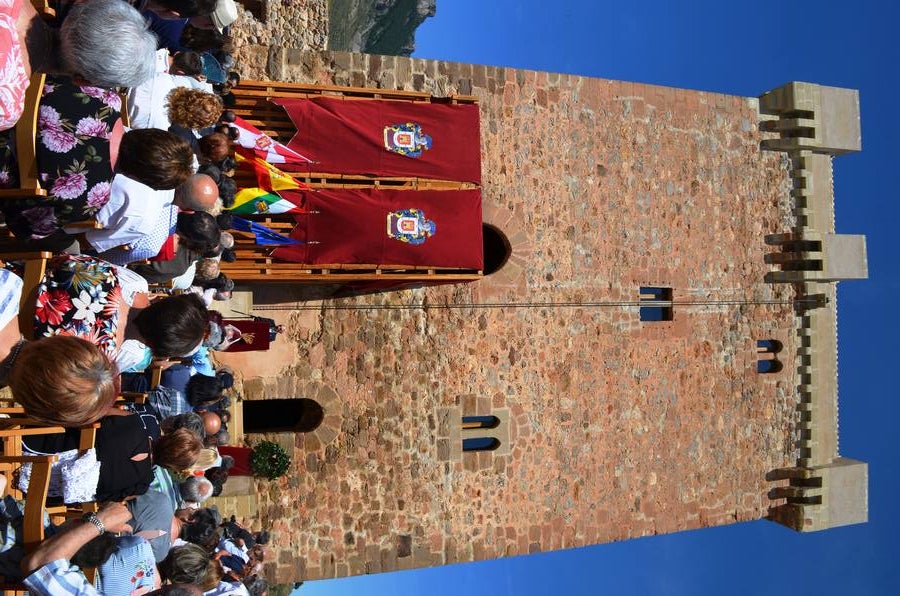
<box><xmin>232</xmin><ymin>116</ymin><xmax>313</xmax><ymax>164</ymax></box>
<box><xmin>235</xmin><ymin>150</ymin><xmax>306</xmax><ymax>192</ymax></box>
<box><xmin>230</xmin><ymin>188</ymin><xmax>305</xmax><ymax>215</ymax></box>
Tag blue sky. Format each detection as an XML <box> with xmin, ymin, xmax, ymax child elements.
<box><xmin>300</xmin><ymin>1</ymin><xmax>896</xmax><ymax>594</ymax></box>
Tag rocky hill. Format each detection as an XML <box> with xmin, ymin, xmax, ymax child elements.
<box><xmin>327</xmin><ymin>0</ymin><xmax>436</xmax><ymax>56</ymax></box>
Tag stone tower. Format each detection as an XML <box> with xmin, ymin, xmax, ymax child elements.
<box><xmin>214</xmin><ymin>50</ymin><xmax>867</xmax><ymax>584</ymax></box>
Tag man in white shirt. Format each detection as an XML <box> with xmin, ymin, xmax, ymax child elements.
<box><xmin>81</xmin><ymin>176</ymin><xmax>176</xmax><ymax>255</ymax></box>
<box><xmin>80</xmin><ymin>173</ymin><xmax>219</xmax><ymax>260</ymax></box>
<box><xmin>153</xmin><ymin>48</ymin><xmax>214</xmax><ymax>90</ymax></box>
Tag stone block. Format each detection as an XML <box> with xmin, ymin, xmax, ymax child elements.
<box><xmin>822</xmin><ymin>234</ymin><xmax>868</xmax><ymax>280</ymax></box>
<box><xmin>331</xmin><ymin>52</ymin><xmax>352</xmax><ymax>72</ymax></box>
<box><xmin>817</xmin><ymin>85</ymin><xmax>862</xmax><ymax>153</ymax></box>
<box><xmin>813</xmin><ymin>458</ymin><xmax>868</xmax><ymax>529</ymax></box>
<box><xmin>397</xmin><ymin>535</ymin><xmax>412</xmax><ymax>558</ymax></box>
<box><xmin>759</xmin><ymin>82</ymin><xmax>861</xmax><ymax>155</ymax></box>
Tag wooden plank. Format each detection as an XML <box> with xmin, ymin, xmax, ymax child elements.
<box><xmin>14</xmin><ymin>73</ymin><xmax>46</xmax><ymax>196</ymax></box>
<box><xmin>20</xmin><ymin>257</ymin><xmax>48</xmax><ymax>328</ymax></box>
<box><xmin>221</xmin><ymin>272</ymin><xmax>482</xmax><ymax>282</ymax></box>
<box><xmin>0</xmin><ymin>426</ymin><xmax>67</xmax><ymax>438</ymax></box>
<box><xmin>77</xmin><ymin>424</ymin><xmax>99</xmax><ymax>453</ymax></box>
<box><xmin>234</xmin><ymin>81</ymin><xmax>477</xmax><ymax>104</ymax></box>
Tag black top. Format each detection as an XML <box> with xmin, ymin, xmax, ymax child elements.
<box><xmin>23</xmin><ymin>414</ymin><xmax>159</xmax><ymax>501</ymax></box>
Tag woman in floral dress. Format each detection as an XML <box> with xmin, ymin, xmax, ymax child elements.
<box><xmin>0</xmin><ymin>74</ymin><xmax>123</xmax><ymax>238</ymax></box>
<box><xmin>0</xmin><ymin>75</ymin><xmax>195</xmax><ymax>241</ymax></box>
<box><xmin>24</xmin><ymin>255</ymin><xmax>209</xmax><ymax>373</ymax></box>
<box><xmin>31</xmin><ymin>254</ymin><xmax>134</xmax><ymax>360</ymax></box>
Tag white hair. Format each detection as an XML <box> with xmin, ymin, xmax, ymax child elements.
<box><xmin>60</xmin><ymin>0</ymin><xmax>158</xmax><ymax>88</ymax></box>
<box><xmin>179</xmin><ymin>476</ymin><xmax>214</xmax><ymax>504</ymax></box>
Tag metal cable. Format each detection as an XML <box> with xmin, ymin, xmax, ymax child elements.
<box><xmin>251</xmin><ymin>298</ymin><xmax>816</xmax><ymax>312</ymax></box>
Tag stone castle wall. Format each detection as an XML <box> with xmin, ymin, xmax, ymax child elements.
<box><xmin>218</xmin><ymin>46</ymin><xmax>800</xmax><ymax>584</ymax></box>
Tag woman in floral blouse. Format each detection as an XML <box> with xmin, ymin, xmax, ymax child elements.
<box><xmin>0</xmin><ymin>75</ymin><xmax>193</xmax><ymax>240</ymax></box>
<box><xmin>24</xmin><ymin>255</ymin><xmax>210</xmax><ymax>368</ymax></box>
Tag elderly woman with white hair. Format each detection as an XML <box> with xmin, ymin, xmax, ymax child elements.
<box><xmin>179</xmin><ymin>476</ymin><xmax>215</xmax><ymax>508</ymax></box>
<box><xmin>0</xmin><ymin>0</ymin><xmax>157</xmax><ymax>130</ymax></box>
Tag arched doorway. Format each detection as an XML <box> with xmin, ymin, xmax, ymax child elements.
<box><xmin>243</xmin><ymin>398</ymin><xmax>325</xmax><ymax>433</ymax></box>
<box><xmin>482</xmin><ymin>224</ymin><xmax>511</xmax><ymax>275</ymax></box>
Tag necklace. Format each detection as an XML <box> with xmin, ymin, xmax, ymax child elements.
<box><xmin>0</xmin><ymin>336</ymin><xmax>26</xmax><ymax>387</ymax></box>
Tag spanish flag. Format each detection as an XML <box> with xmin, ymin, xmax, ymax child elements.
<box><xmin>235</xmin><ymin>149</ymin><xmax>305</xmax><ymax>192</ymax></box>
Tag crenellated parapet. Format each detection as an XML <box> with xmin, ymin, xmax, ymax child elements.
<box><xmin>758</xmin><ymin>82</ymin><xmax>868</xmax><ymax>532</ymax></box>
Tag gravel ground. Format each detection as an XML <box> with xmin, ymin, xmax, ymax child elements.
<box><xmin>230</xmin><ymin>0</ymin><xmax>329</xmax><ymax>80</ymax></box>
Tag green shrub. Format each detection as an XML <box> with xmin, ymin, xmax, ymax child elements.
<box><xmin>250</xmin><ymin>441</ymin><xmax>291</xmax><ymax>480</ymax></box>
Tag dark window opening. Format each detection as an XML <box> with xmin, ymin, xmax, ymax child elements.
<box><xmin>482</xmin><ymin>224</ymin><xmax>511</xmax><ymax>275</ymax></box>
<box><xmin>757</xmin><ymin>359</ymin><xmax>784</xmax><ymax>374</ymax></box>
<box><xmin>757</xmin><ymin>339</ymin><xmax>784</xmax><ymax>374</ymax></box>
<box><xmin>757</xmin><ymin>339</ymin><xmax>783</xmax><ymax>353</ymax></box>
<box><xmin>639</xmin><ymin>286</ymin><xmax>673</xmax><ymax>322</ymax></box>
<box><xmin>243</xmin><ymin>398</ymin><xmax>324</xmax><ymax>433</ymax></box>
<box><xmin>462</xmin><ymin>437</ymin><xmax>501</xmax><ymax>452</ymax></box>
<box><xmin>462</xmin><ymin>415</ymin><xmax>500</xmax><ymax>430</ymax></box>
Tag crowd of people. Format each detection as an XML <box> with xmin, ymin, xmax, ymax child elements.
<box><xmin>0</xmin><ymin>1</ymin><xmax>281</xmax><ymax>594</ymax></box>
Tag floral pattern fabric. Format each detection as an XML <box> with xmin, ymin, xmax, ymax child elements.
<box><xmin>97</xmin><ymin>535</ymin><xmax>157</xmax><ymax>594</ymax></box>
<box><xmin>0</xmin><ymin>127</ymin><xmax>18</xmax><ymax>188</ymax></box>
<box><xmin>0</xmin><ymin>0</ymin><xmax>27</xmax><ymax>131</ymax></box>
<box><xmin>33</xmin><ymin>255</ymin><xmax>124</xmax><ymax>359</ymax></box>
<box><xmin>0</xmin><ymin>75</ymin><xmax>121</xmax><ymax>239</ymax></box>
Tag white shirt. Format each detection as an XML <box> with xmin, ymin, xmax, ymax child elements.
<box><xmin>127</xmin><ymin>72</ymin><xmax>179</xmax><ymax>130</ymax></box>
<box><xmin>153</xmin><ymin>49</ymin><xmax>214</xmax><ymax>92</ymax></box>
<box><xmin>153</xmin><ymin>48</ymin><xmax>171</xmax><ymax>74</ymax></box>
<box><xmin>81</xmin><ymin>174</ymin><xmax>175</xmax><ymax>253</ymax></box>
<box><xmin>0</xmin><ymin>269</ymin><xmax>22</xmax><ymax>330</ymax></box>
<box><xmin>171</xmin><ymin>261</ymin><xmax>198</xmax><ymax>290</ymax></box>
<box><xmin>127</xmin><ymin>72</ymin><xmax>212</xmax><ymax>130</ymax></box>
<box><xmin>98</xmin><ymin>204</ymin><xmax>178</xmax><ymax>266</ymax></box>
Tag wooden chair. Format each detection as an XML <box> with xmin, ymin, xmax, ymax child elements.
<box><xmin>118</xmin><ymin>392</ymin><xmax>148</xmax><ymax>405</ymax></box>
<box><xmin>148</xmin><ymin>360</ymin><xmax>172</xmax><ymax>389</ymax></box>
<box><xmin>0</xmin><ymin>251</ymin><xmax>51</xmax><ymax>335</ymax></box>
<box><xmin>0</xmin><ymin>415</ymin><xmax>99</xmax><ymax>521</ymax></box>
<box><xmin>0</xmin><ymin>73</ymin><xmax>46</xmax><ymax>199</ymax></box>
<box><xmin>0</xmin><ymin>453</ymin><xmax>53</xmax><ymax>594</ymax></box>
<box><xmin>0</xmin><ymin>416</ymin><xmax>100</xmax><ymax>588</ymax></box>
<box><xmin>29</xmin><ymin>0</ymin><xmax>56</xmax><ymax>20</ymax></box>
<box><xmin>0</xmin><ymin>454</ymin><xmax>55</xmax><ymax>546</ymax></box>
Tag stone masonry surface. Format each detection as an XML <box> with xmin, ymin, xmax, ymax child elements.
<box><xmin>230</xmin><ymin>0</ymin><xmax>329</xmax><ymax>80</ymax></box>
<box><xmin>215</xmin><ymin>40</ymin><xmax>799</xmax><ymax>584</ymax></box>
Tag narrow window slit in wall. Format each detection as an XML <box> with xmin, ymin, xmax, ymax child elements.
<box><xmin>639</xmin><ymin>287</ymin><xmax>673</xmax><ymax>322</ymax></box>
<box><xmin>757</xmin><ymin>339</ymin><xmax>784</xmax><ymax>374</ymax></box>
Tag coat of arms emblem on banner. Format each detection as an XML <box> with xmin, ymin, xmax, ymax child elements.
<box><xmin>387</xmin><ymin>209</ymin><xmax>436</xmax><ymax>245</ymax></box>
<box><xmin>383</xmin><ymin>123</ymin><xmax>432</xmax><ymax>157</ymax></box>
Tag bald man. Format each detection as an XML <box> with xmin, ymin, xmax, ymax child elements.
<box><xmin>174</xmin><ymin>174</ymin><xmax>220</xmax><ymax>213</ymax></box>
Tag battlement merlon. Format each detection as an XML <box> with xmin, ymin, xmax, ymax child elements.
<box><xmin>759</xmin><ymin>81</ymin><xmax>868</xmax><ymax>532</ymax></box>
<box><xmin>759</xmin><ymin>81</ymin><xmax>861</xmax><ymax>155</ymax></box>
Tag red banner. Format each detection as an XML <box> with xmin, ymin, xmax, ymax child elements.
<box><xmin>272</xmin><ymin>97</ymin><xmax>482</xmax><ymax>183</ymax></box>
<box><xmin>272</xmin><ymin>188</ymin><xmax>483</xmax><ymax>270</ymax></box>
